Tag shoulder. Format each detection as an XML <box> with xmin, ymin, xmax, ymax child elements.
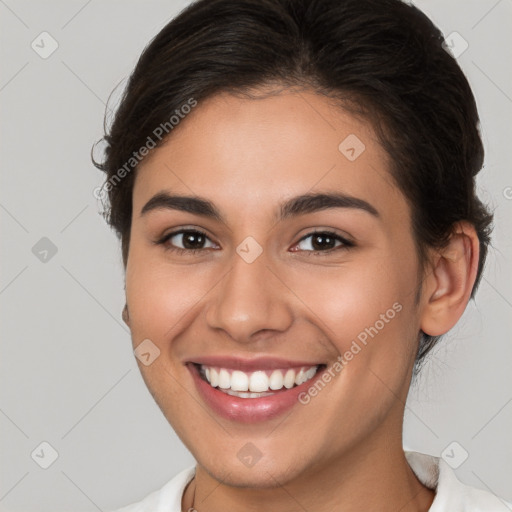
<box><xmin>105</xmin><ymin>465</ymin><xmax>196</xmax><ymax>512</ymax></box>
<box><xmin>405</xmin><ymin>451</ymin><xmax>511</xmax><ymax>512</ymax></box>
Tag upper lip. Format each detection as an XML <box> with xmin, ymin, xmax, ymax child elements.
<box><xmin>187</xmin><ymin>355</ymin><xmax>326</xmax><ymax>372</ymax></box>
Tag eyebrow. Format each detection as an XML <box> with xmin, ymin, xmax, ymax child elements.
<box><xmin>140</xmin><ymin>191</ymin><xmax>380</xmax><ymax>221</ymax></box>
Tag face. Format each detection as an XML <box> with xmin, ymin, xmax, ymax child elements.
<box><xmin>125</xmin><ymin>89</ymin><xmax>424</xmax><ymax>487</ymax></box>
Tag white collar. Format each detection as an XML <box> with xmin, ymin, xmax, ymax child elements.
<box><xmin>405</xmin><ymin>450</ymin><xmax>510</xmax><ymax>511</ymax></box>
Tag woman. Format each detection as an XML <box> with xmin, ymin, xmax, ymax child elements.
<box><xmin>93</xmin><ymin>0</ymin><xmax>508</xmax><ymax>510</ymax></box>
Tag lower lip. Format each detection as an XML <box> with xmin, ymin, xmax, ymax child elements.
<box><xmin>187</xmin><ymin>363</ymin><xmax>325</xmax><ymax>423</ymax></box>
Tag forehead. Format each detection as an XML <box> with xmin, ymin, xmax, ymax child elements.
<box><xmin>133</xmin><ymin>90</ymin><xmax>407</xmax><ymax>224</ymax></box>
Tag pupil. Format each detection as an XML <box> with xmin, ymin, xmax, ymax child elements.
<box><xmin>312</xmin><ymin>234</ymin><xmax>334</xmax><ymax>251</ymax></box>
<box><xmin>183</xmin><ymin>232</ymin><xmax>204</xmax><ymax>249</ymax></box>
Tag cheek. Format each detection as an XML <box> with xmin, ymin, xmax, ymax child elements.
<box><xmin>288</xmin><ymin>258</ymin><xmax>405</xmax><ymax>338</ymax></box>
<box><xmin>289</xmin><ymin>255</ymin><xmax>418</xmax><ymax>377</ymax></box>
<box><xmin>125</xmin><ymin>259</ymin><xmax>206</xmax><ymax>346</ymax></box>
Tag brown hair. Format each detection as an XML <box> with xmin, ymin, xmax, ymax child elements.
<box><xmin>92</xmin><ymin>0</ymin><xmax>493</xmax><ymax>370</ymax></box>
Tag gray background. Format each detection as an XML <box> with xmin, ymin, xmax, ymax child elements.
<box><xmin>0</xmin><ymin>0</ymin><xmax>510</xmax><ymax>510</ymax></box>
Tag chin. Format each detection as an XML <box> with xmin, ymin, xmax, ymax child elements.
<box><xmin>203</xmin><ymin>458</ymin><xmax>305</xmax><ymax>489</ymax></box>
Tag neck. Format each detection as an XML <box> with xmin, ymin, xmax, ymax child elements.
<box><xmin>182</xmin><ymin>434</ymin><xmax>434</xmax><ymax>512</ymax></box>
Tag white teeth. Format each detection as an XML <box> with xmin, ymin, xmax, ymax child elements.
<box><xmin>224</xmin><ymin>389</ymin><xmax>275</xmax><ymax>398</ymax></box>
<box><xmin>231</xmin><ymin>370</ymin><xmax>249</xmax><ymax>391</ymax></box>
<box><xmin>200</xmin><ymin>364</ymin><xmax>321</xmax><ymax>394</ymax></box>
<box><xmin>209</xmin><ymin>368</ymin><xmax>218</xmax><ymax>387</ymax></box>
<box><xmin>295</xmin><ymin>368</ymin><xmax>306</xmax><ymax>385</ymax></box>
<box><xmin>269</xmin><ymin>369</ymin><xmax>284</xmax><ymax>390</ymax></box>
<box><xmin>284</xmin><ymin>369</ymin><xmax>295</xmax><ymax>389</ymax></box>
<box><xmin>218</xmin><ymin>369</ymin><xmax>230</xmax><ymax>389</ymax></box>
<box><xmin>249</xmin><ymin>371</ymin><xmax>270</xmax><ymax>392</ymax></box>
<box><xmin>304</xmin><ymin>366</ymin><xmax>317</xmax><ymax>380</ymax></box>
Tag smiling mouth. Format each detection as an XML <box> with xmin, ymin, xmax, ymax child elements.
<box><xmin>192</xmin><ymin>362</ymin><xmax>327</xmax><ymax>398</ymax></box>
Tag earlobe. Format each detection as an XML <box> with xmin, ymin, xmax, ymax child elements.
<box><xmin>122</xmin><ymin>303</ymin><xmax>130</xmax><ymax>327</ymax></box>
<box><xmin>420</xmin><ymin>222</ymin><xmax>479</xmax><ymax>336</ymax></box>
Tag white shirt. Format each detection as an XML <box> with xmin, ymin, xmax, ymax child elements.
<box><xmin>108</xmin><ymin>451</ymin><xmax>511</xmax><ymax>512</ymax></box>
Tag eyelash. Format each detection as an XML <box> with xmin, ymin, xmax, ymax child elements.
<box><xmin>155</xmin><ymin>228</ymin><xmax>355</xmax><ymax>256</ymax></box>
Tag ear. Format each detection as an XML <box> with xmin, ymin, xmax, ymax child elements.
<box><xmin>122</xmin><ymin>303</ymin><xmax>131</xmax><ymax>327</ymax></box>
<box><xmin>420</xmin><ymin>222</ymin><xmax>480</xmax><ymax>336</ymax></box>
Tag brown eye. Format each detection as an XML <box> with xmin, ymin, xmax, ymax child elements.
<box><xmin>157</xmin><ymin>229</ymin><xmax>218</xmax><ymax>253</ymax></box>
<box><xmin>176</xmin><ymin>231</ymin><xmax>207</xmax><ymax>249</ymax></box>
<box><xmin>293</xmin><ymin>231</ymin><xmax>354</xmax><ymax>253</ymax></box>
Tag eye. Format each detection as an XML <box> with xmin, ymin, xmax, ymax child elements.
<box><xmin>156</xmin><ymin>229</ymin><xmax>218</xmax><ymax>254</ymax></box>
<box><xmin>155</xmin><ymin>228</ymin><xmax>353</xmax><ymax>256</ymax></box>
<box><xmin>291</xmin><ymin>230</ymin><xmax>354</xmax><ymax>254</ymax></box>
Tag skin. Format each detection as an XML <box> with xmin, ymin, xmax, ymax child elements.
<box><xmin>122</xmin><ymin>88</ymin><xmax>479</xmax><ymax>512</ymax></box>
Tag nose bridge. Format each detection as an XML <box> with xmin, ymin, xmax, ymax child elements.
<box><xmin>205</xmin><ymin>248</ymin><xmax>293</xmax><ymax>341</ymax></box>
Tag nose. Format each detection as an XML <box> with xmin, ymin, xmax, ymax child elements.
<box><xmin>205</xmin><ymin>251</ymin><xmax>294</xmax><ymax>343</ymax></box>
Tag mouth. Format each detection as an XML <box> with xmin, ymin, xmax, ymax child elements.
<box><xmin>193</xmin><ymin>362</ymin><xmax>327</xmax><ymax>398</ymax></box>
<box><xmin>186</xmin><ymin>360</ymin><xmax>328</xmax><ymax>423</ymax></box>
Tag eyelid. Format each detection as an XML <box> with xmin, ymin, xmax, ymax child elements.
<box><xmin>156</xmin><ymin>225</ymin><xmax>212</xmax><ymax>241</ymax></box>
<box><xmin>296</xmin><ymin>228</ymin><xmax>354</xmax><ymax>243</ymax></box>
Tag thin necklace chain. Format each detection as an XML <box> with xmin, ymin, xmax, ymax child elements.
<box><xmin>184</xmin><ymin>477</ymin><xmax>197</xmax><ymax>512</ymax></box>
